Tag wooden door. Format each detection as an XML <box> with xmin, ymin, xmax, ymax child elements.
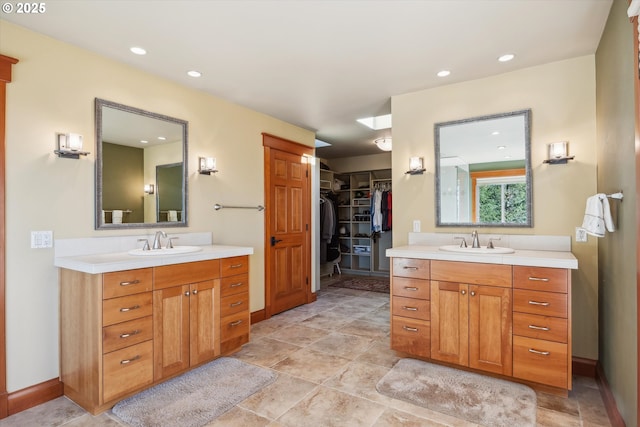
<box><xmin>153</xmin><ymin>285</ymin><xmax>190</xmax><ymax>380</ymax></box>
<box><xmin>263</xmin><ymin>134</ymin><xmax>312</xmax><ymax>316</ymax></box>
<box><xmin>431</xmin><ymin>281</ymin><xmax>469</xmax><ymax>366</ymax></box>
<box><xmin>189</xmin><ymin>280</ymin><xmax>220</xmax><ymax>366</ymax></box>
<box><xmin>468</xmin><ymin>285</ymin><xmax>512</xmax><ymax>375</ymax></box>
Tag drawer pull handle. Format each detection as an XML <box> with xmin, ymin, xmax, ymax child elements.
<box><xmin>230</xmin><ymin>264</ymin><xmax>243</xmax><ymax>269</ymax></box>
<box><xmin>402</xmin><ymin>306</ymin><xmax>418</xmax><ymax>311</ymax></box>
<box><xmin>528</xmin><ymin>277</ymin><xmax>550</xmax><ymax>282</ymax></box>
<box><xmin>528</xmin><ymin>324</ymin><xmax>550</xmax><ymax>331</ymax></box>
<box><xmin>119</xmin><ymin>330</ymin><xmax>141</xmax><ymax>339</ymax></box>
<box><xmin>403</xmin><ymin>286</ymin><xmax>419</xmax><ymax>291</ymax></box>
<box><xmin>120</xmin><ymin>355</ymin><xmax>141</xmax><ymax>365</ymax></box>
<box><xmin>230</xmin><ymin>320</ymin><xmax>243</xmax><ymax>326</ymax></box>
<box><xmin>120</xmin><ymin>280</ymin><xmax>140</xmax><ymax>286</ymax></box>
<box><xmin>528</xmin><ymin>348</ymin><xmax>550</xmax><ymax>356</ymax></box>
<box><xmin>528</xmin><ymin>300</ymin><xmax>550</xmax><ymax>306</ymax></box>
<box><xmin>230</xmin><ymin>282</ymin><xmax>243</xmax><ymax>288</ymax></box>
<box><xmin>230</xmin><ymin>301</ymin><xmax>243</xmax><ymax>307</ymax></box>
<box><xmin>403</xmin><ymin>266</ymin><xmax>418</xmax><ymax>270</ymax></box>
<box><xmin>119</xmin><ymin>305</ymin><xmax>140</xmax><ymax>312</ymax></box>
<box><xmin>403</xmin><ymin>326</ymin><xmax>419</xmax><ymax>332</ymax></box>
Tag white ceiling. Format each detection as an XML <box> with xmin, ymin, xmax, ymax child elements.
<box><xmin>2</xmin><ymin>0</ymin><xmax>612</xmax><ymax>158</ymax></box>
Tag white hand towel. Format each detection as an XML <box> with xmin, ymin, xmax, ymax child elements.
<box><xmin>581</xmin><ymin>194</ymin><xmax>615</xmax><ymax>237</ymax></box>
<box><xmin>168</xmin><ymin>210</ymin><xmax>178</xmax><ymax>221</ymax></box>
<box><xmin>112</xmin><ymin>209</ymin><xmax>123</xmax><ymax>224</ymax></box>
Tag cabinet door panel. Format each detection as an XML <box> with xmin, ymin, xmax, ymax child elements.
<box><xmin>153</xmin><ymin>285</ymin><xmax>190</xmax><ymax>380</ymax></box>
<box><xmin>190</xmin><ymin>280</ymin><xmax>220</xmax><ymax>366</ymax></box>
<box><xmin>430</xmin><ymin>281</ymin><xmax>468</xmax><ymax>366</ymax></box>
<box><xmin>468</xmin><ymin>285</ymin><xmax>512</xmax><ymax>375</ymax></box>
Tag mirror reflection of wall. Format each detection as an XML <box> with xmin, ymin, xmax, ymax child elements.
<box><xmin>156</xmin><ymin>163</ymin><xmax>183</xmax><ymax>222</ymax></box>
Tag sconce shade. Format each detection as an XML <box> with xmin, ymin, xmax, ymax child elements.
<box><xmin>374</xmin><ymin>138</ymin><xmax>392</xmax><ymax>152</ymax></box>
<box><xmin>406</xmin><ymin>156</ymin><xmax>426</xmax><ymax>175</ymax></box>
<box><xmin>544</xmin><ymin>141</ymin><xmax>574</xmax><ymax>164</ymax></box>
<box><xmin>144</xmin><ymin>184</ymin><xmax>155</xmax><ymax>194</ymax></box>
<box><xmin>199</xmin><ymin>157</ymin><xmax>218</xmax><ymax>174</ymax></box>
<box><xmin>55</xmin><ymin>133</ymin><xmax>89</xmax><ymax>159</ymax></box>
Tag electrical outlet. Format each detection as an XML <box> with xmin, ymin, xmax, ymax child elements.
<box><xmin>575</xmin><ymin>227</ymin><xmax>587</xmax><ymax>243</ymax></box>
<box><xmin>31</xmin><ymin>231</ymin><xmax>53</xmax><ymax>248</ymax></box>
<box><xmin>413</xmin><ymin>220</ymin><xmax>421</xmax><ymax>233</ymax></box>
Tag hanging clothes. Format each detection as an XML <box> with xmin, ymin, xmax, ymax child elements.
<box><xmin>371</xmin><ymin>188</ymin><xmax>383</xmax><ymax>233</ymax></box>
<box><xmin>381</xmin><ymin>190</ymin><xmax>392</xmax><ymax>231</ymax></box>
<box><xmin>320</xmin><ymin>192</ymin><xmax>340</xmax><ymax>263</ymax></box>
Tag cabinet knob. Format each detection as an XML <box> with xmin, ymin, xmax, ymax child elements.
<box><xmin>470</xmin><ymin>291</ymin><xmax>476</xmax><ymax>296</ymax></box>
<box><xmin>192</xmin><ymin>289</ymin><xmax>198</xmax><ymax>295</ymax></box>
<box><xmin>184</xmin><ymin>291</ymin><xmax>190</xmax><ymax>296</ymax></box>
<box><xmin>460</xmin><ymin>290</ymin><xmax>466</xmax><ymax>295</ymax></box>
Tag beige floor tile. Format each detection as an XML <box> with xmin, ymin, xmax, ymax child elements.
<box><xmin>339</xmin><ymin>318</ymin><xmax>390</xmax><ymax>339</ymax></box>
<box><xmin>250</xmin><ymin>316</ymin><xmax>296</xmax><ymax>338</ymax></box>
<box><xmin>308</xmin><ymin>332</ymin><xmax>376</xmax><ymax>359</ymax></box>
<box><xmin>239</xmin><ymin>373</ymin><xmax>318</xmax><ymax>420</ymax></box>
<box><xmin>535</xmin><ymin>391</ymin><xmax>580</xmax><ymax>417</ymax></box>
<box><xmin>233</xmin><ymin>337</ymin><xmax>301</xmax><ymax>367</ymax></box>
<box><xmin>536</xmin><ymin>407</ymin><xmax>582</xmax><ymax>427</ymax></box>
<box><xmin>68</xmin><ymin>413</ymin><xmax>129</xmax><ymax>426</ymax></box>
<box><xmin>372</xmin><ymin>408</ymin><xmax>451</xmax><ymax>427</ymax></box>
<box><xmin>326</xmin><ymin>303</ymin><xmax>380</xmax><ymax>318</ymax></box>
<box><xmin>271</xmin><ymin>347</ymin><xmax>351</xmax><ymax>383</ymax></box>
<box><xmin>322</xmin><ymin>360</ymin><xmax>394</xmax><ymax>404</ymax></box>
<box><xmin>204</xmin><ymin>406</ymin><xmax>272</xmax><ymax>427</ymax></box>
<box><xmin>268</xmin><ymin>324</ymin><xmax>330</xmax><ymax>347</ymax></box>
<box><xmin>355</xmin><ymin>340</ymin><xmax>405</xmax><ymax>368</ymax></box>
<box><xmin>576</xmin><ymin>387</ymin><xmax>612</xmax><ymax>426</ymax></box>
<box><xmin>300</xmin><ymin>312</ymin><xmax>353</xmax><ymax>330</ymax></box>
<box><xmin>276</xmin><ymin>386</ymin><xmax>386</xmax><ymax>427</ymax></box>
<box><xmin>0</xmin><ymin>397</ymin><xmax>87</xmax><ymax>427</ymax></box>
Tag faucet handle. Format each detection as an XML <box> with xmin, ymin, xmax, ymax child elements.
<box><xmin>487</xmin><ymin>237</ymin><xmax>501</xmax><ymax>249</ymax></box>
<box><xmin>454</xmin><ymin>236</ymin><xmax>468</xmax><ymax>248</ymax></box>
<box><xmin>137</xmin><ymin>238</ymin><xmax>150</xmax><ymax>251</ymax></box>
<box><xmin>166</xmin><ymin>237</ymin><xmax>178</xmax><ymax>249</ymax></box>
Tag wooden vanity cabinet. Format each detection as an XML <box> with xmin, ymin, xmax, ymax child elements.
<box><xmin>219</xmin><ymin>256</ymin><xmax>251</xmax><ymax>354</ymax></box>
<box><xmin>430</xmin><ymin>261</ymin><xmax>513</xmax><ymax>376</ymax></box>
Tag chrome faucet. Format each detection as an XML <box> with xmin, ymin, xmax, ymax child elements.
<box><xmin>471</xmin><ymin>230</ymin><xmax>481</xmax><ymax>248</ymax></box>
<box><xmin>152</xmin><ymin>231</ymin><xmax>167</xmax><ymax>249</ymax></box>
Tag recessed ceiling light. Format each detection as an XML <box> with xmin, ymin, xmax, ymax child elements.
<box><xmin>497</xmin><ymin>145</ymin><xmax>506</xmax><ymax>150</ymax></box>
<box><xmin>130</xmin><ymin>47</ymin><xmax>147</xmax><ymax>55</ymax></box>
<box><xmin>157</xmin><ymin>136</ymin><xmax>166</xmax><ymax>140</ymax></box>
<box><xmin>437</xmin><ymin>70</ymin><xmax>451</xmax><ymax>77</ymax></box>
<box><xmin>492</xmin><ymin>131</ymin><xmax>500</xmax><ymax>135</ymax></box>
<box><xmin>140</xmin><ymin>140</ymin><xmax>148</xmax><ymax>144</ymax></box>
<box><xmin>187</xmin><ymin>70</ymin><xmax>202</xmax><ymax>78</ymax></box>
<box><xmin>498</xmin><ymin>54</ymin><xmax>515</xmax><ymax>62</ymax></box>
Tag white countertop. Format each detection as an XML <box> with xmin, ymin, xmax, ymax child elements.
<box><xmin>54</xmin><ymin>245</ymin><xmax>254</xmax><ymax>274</ymax></box>
<box><xmin>386</xmin><ymin>245</ymin><xmax>578</xmax><ymax>269</ymax></box>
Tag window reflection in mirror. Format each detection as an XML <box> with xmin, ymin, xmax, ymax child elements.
<box><xmin>435</xmin><ymin>110</ymin><xmax>532</xmax><ymax>227</ymax></box>
<box><xmin>95</xmin><ymin>98</ymin><xmax>188</xmax><ymax>229</ymax></box>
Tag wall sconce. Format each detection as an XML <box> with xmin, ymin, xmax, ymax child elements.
<box><xmin>406</xmin><ymin>157</ymin><xmax>426</xmax><ymax>175</ymax></box>
<box><xmin>543</xmin><ymin>141</ymin><xmax>574</xmax><ymax>164</ymax></box>
<box><xmin>54</xmin><ymin>133</ymin><xmax>90</xmax><ymax>159</ymax></box>
<box><xmin>199</xmin><ymin>157</ymin><xmax>218</xmax><ymax>175</ymax></box>
<box><xmin>144</xmin><ymin>184</ymin><xmax>155</xmax><ymax>195</ymax></box>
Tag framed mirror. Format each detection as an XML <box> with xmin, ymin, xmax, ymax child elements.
<box><xmin>435</xmin><ymin>109</ymin><xmax>532</xmax><ymax>227</ymax></box>
<box><xmin>95</xmin><ymin>98</ymin><xmax>188</xmax><ymax>229</ymax></box>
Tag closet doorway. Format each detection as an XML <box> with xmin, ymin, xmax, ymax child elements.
<box><xmin>263</xmin><ymin>133</ymin><xmax>313</xmax><ymax>317</ymax></box>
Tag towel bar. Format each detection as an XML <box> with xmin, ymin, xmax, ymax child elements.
<box><xmin>214</xmin><ymin>204</ymin><xmax>265</xmax><ymax>211</ymax></box>
<box><xmin>606</xmin><ymin>192</ymin><xmax>623</xmax><ymax>201</ymax></box>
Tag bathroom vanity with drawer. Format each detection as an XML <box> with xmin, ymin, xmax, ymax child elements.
<box><xmin>387</xmin><ymin>240</ymin><xmax>577</xmax><ymax>394</ymax></box>
<box><xmin>55</xmin><ymin>239</ymin><xmax>252</xmax><ymax>414</ymax></box>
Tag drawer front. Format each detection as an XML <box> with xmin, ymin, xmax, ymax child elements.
<box><xmin>513</xmin><ymin>312</ymin><xmax>568</xmax><ymax>343</ymax></box>
<box><xmin>103</xmin><ymin>340</ymin><xmax>153</xmax><ymax>402</ymax></box>
<box><xmin>392</xmin><ymin>277</ymin><xmax>430</xmax><ymax>300</ymax></box>
<box><xmin>103</xmin><ymin>268</ymin><xmax>153</xmax><ymax>299</ymax></box>
<box><xmin>221</xmin><ymin>293</ymin><xmax>250</xmax><ymax>318</ymax></box>
<box><xmin>103</xmin><ymin>293</ymin><xmax>153</xmax><ymax>327</ymax></box>
<box><xmin>221</xmin><ymin>256</ymin><xmax>249</xmax><ymax>277</ymax></box>
<box><xmin>513</xmin><ymin>289</ymin><xmax>568</xmax><ymax>318</ymax></box>
<box><xmin>513</xmin><ymin>336</ymin><xmax>568</xmax><ymax>389</ymax></box>
<box><xmin>221</xmin><ymin>310</ymin><xmax>250</xmax><ymax>341</ymax></box>
<box><xmin>392</xmin><ymin>258</ymin><xmax>430</xmax><ymax>279</ymax></box>
<box><xmin>392</xmin><ymin>296</ymin><xmax>430</xmax><ymax>321</ymax></box>
<box><xmin>220</xmin><ymin>274</ymin><xmax>249</xmax><ymax>298</ymax></box>
<box><xmin>431</xmin><ymin>260</ymin><xmax>512</xmax><ymax>288</ymax></box>
<box><xmin>154</xmin><ymin>260</ymin><xmax>220</xmax><ymax>290</ymax></box>
<box><xmin>514</xmin><ymin>266</ymin><xmax>568</xmax><ymax>293</ymax></box>
<box><xmin>391</xmin><ymin>316</ymin><xmax>430</xmax><ymax>358</ymax></box>
<box><xmin>103</xmin><ymin>316</ymin><xmax>153</xmax><ymax>354</ymax></box>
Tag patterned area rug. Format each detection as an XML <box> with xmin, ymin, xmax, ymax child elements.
<box><xmin>327</xmin><ymin>275</ymin><xmax>390</xmax><ymax>293</ymax></box>
<box><xmin>112</xmin><ymin>358</ymin><xmax>277</xmax><ymax>427</ymax></box>
<box><xmin>376</xmin><ymin>358</ymin><xmax>537</xmax><ymax>427</ymax></box>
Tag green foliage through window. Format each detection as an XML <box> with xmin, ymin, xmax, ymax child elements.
<box><xmin>478</xmin><ymin>183</ymin><xmax>527</xmax><ymax>224</ymax></box>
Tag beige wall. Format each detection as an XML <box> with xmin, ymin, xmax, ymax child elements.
<box><xmin>1</xmin><ymin>21</ymin><xmax>314</xmax><ymax>392</ymax></box>
<box><xmin>595</xmin><ymin>0</ymin><xmax>638</xmax><ymax>425</ymax></box>
<box><xmin>392</xmin><ymin>56</ymin><xmax>599</xmax><ymax>359</ymax></box>
<box><xmin>325</xmin><ymin>152</ymin><xmax>391</xmax><ymax>173</ymax></box>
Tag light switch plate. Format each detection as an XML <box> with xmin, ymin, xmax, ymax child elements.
<box><xmin>31</xmin><ymin>231</ymin><xmax>53</xmax><ymax>248</ymax></box>
<box><xmin>575</xmin><ymin>227</ymin><xmax>587</xmax><ymax>243</ymax></box>
<box><xmin>413</xmin><ymin>220</ymin><xmax>421</xmax><ymax>233</ymax></box>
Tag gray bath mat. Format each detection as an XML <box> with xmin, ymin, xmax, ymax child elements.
<box><xmin>112</xmin><ymin>357</ymin><xmax>277</xmax><ymax>427</ymax></box>
<box><xmin>376</xmin><ymin>358</ymin><xmax>536</xmax><ymax>427</ymax></box>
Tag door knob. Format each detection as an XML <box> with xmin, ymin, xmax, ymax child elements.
<box><xmin>270</xmin><ymin>236</ymin><xmax>283</xmax><ymax>246</ymax></box>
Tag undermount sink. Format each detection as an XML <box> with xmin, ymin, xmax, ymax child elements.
<box><xmin>128</xmin><ymin>246</ymin><xmax>203</xmax><ymax>256</ymax></box>
<box><xmin>439</xmin><ymin>245</ymin><xmax>515</xmax><ymax>254</ymax></box>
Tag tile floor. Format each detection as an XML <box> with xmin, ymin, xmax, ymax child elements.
<box><xmin>0</xmin><ymin>277</ymin><xmax>612</xmax><ymax>426</ymax></box>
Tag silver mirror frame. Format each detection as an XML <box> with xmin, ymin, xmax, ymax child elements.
<box><xmin>95</xmin><ymin>98</ymin><xmax>189</xmax><ymax>229</ymax></box>
<box><xmin>434</xmin><ymin>109</ymin><xmax>532</xmax><ymax>228</ymax></box>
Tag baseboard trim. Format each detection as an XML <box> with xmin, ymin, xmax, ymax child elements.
<box><xmin>595</xmin><ymin>362</ymin><xmax>627</xmax><ymax>427</ymax></box>
<box><xmin>572</xmin><ymin>356</ymin><xmax>597</xmax><ymax>378</ymax></box>
<box><xmin>7</xmin><ymin>378</ymin><xmax>62</xmax><ymax>416</ymax></box>
<box><xmin>251</xmin><ymin>309</ymin><xmax>266</xmax><ymax>324</ymax></box>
